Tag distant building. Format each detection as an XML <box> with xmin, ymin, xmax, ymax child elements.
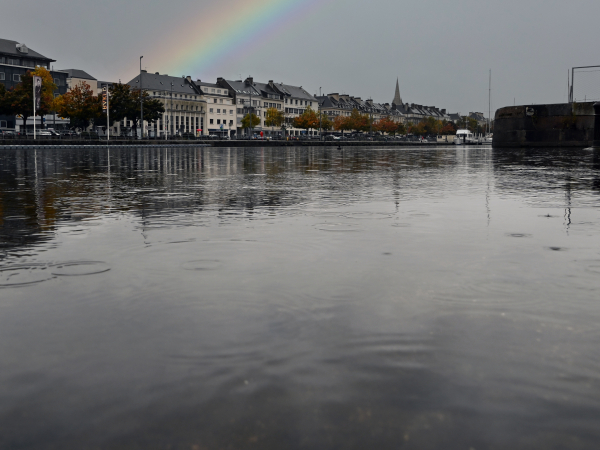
<box><xmin>0</xmin><ymin>38</ymin><xmax>68</xmax><ymax>131</ymax></box>
<box><xmin>317</xmin><ymin>92</ymin><xmax>404</xmax><ymax>128</ymax></box>
<box><xmin>468</xmin><ymin>111</ymin><xmax>487</xmax><ymax>127</ymax></box>
<box><xmin>391</xmin><ymin>79</ymin><xmax>453</xmax><ymax>125</ymax></box>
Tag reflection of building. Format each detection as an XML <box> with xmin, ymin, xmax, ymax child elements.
<box><xmin>0</xmin><ymin>38</ymin><xmax>68</xmax><ymax>131</ymax></box>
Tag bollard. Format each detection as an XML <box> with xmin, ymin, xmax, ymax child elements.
<box><xmin>594</xmin><ymin>102</ymin><xmax>600</xmax><ymax>149</ymax></box>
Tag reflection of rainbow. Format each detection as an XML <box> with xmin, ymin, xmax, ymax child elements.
<box><xmin>161</xmin><ymin>0</ymin><xmax>330</xmax><ymax>76</ymax></box>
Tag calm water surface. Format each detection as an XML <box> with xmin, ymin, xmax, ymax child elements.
<box><xmin>0</xmin><ymin>146</ymin><xmax>599</xmax><ymax>449</ymax></box>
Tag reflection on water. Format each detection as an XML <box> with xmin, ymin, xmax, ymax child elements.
<box><xmin>1</xmin><ymin>146</ymin><xmax>599</xmax><ymax>449</ymax></box>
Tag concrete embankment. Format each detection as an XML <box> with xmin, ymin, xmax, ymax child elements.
<box><xmin>493</xmin><ymin>102</ymin><xmax>595</xmax><ymax>148</ymax></box>
<box><xmin>0</xmin><ymin>139</ymin><xmax>455</xmax><ymax>149</ymax></box>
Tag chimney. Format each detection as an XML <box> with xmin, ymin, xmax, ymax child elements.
<box><xmin>441</xmin><ymin>109</ymin><xmax>446</xmax><ymax>114</ymax></box>
<box><xmin>329</xmin><ymin>93</ymin><xmax>340</xmax><ymax>101</ymax></box>
<box><xmin>245</xmin><ymin>76</ymin><xmax>254</xmax><ymax>86</ymax></box>
<box><xmin>186</xmin><ymin>76</ymin><xmax>192</xmax><ymax>83</ymax></box>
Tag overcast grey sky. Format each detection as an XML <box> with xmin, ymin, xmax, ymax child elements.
<box><xmin>3</xmin><ymin>0</ymin><xmax>599</xmax><ymax>116</ymax></box>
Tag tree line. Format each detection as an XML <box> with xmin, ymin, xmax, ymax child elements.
<box><xmin>0</xmin><ymin>67</ymin><xmax>165</xmax><ymax>134</ymax></box>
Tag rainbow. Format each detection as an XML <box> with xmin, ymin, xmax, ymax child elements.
<box><xmin>158</xmin><ymin>0</ymin><xmax>332</xmax><ymax>77</ymax></box>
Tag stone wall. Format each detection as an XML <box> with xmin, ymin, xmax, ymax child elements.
<box><xmin>493</xmin><ymin>102</ymin><xmax>595</xmax><ymax>148</ymax></box>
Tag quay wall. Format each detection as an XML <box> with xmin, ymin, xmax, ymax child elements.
<box><xmin>493</xmin><ymin>102</ymin><xmax>595</xmax><ymax>148</ymax></box>
<box><xmin>0</xmin><ymin>140</ymin><xmax>456</xmax><ymax>149</ymax></box>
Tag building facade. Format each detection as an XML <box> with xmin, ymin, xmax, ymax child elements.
<box><xmin>0</xmin><ymin>38</ymin><xmax>68</xmax><ymax>131</ymax></box>
<box><xmin>125</xmin><ymin>72</ymin><xmax>207</xmax><ymax>137</ymax></box>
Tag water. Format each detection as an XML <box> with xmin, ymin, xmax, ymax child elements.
<box><xmin>0</xmin><ymin>146</ymin><xmax>599</xmax><ymax>450</ymax></box>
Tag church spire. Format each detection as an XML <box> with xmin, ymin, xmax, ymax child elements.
<box><xmin>393</xmin><ymin>78</ymin><xmax>402</xmax><ymax>106</ymax></box>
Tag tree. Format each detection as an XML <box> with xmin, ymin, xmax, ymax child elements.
<box><xmin>7</xmin><ymin>67</ymin><xmax>57</xmax><ymax>131</ymax></box>
<box><xmin>423</xmin><ymin>117</ymin><xmax>442</xmax><ymax>135</ymax></box>
<box><xmin>0</xmin><ymin>83</ymin><xmax>11</xmax><ymax>115</ymax></box>
<box><xmin>98</xmin><ymin>83</ymin><xmax>164</xmax><ymax>136</ymax></box>
<box><xmin>242</xmin><ymin>113</ymin><xmax>260</xmax><ymax>134</ymax></box>
<box><xmin>374</xmin><ymin>116</ymin><xmax>397</xmax><ymax>135</ymax></box>
<box><xmin>319</xmin><ymin>112</ymin><xmax>332</xmax><ymax>132</ymax></box>
<box><xmin>131</xmin><ymin>89</ymin><xmax>165</xmax><ymax>134</ymax></box>
<box><xmin>293</xmin><ymin>105</ymin><xmax>318</xmax><ymax>135</ymax></box>
<box><xmin>409</xmin><ymin>122</ymin><xmax>426</xmax><ymax>136</ymax></box>
<box><xmin>265</xmin><ymin>107</ymin><xmax>285</xmax><ymax>136</ymax></box>
<box><xmin>333</xmin><ymin>115</ymin><xmax>352</xmax><ymax>136</ymax></box>
<box><xmin>54</xmin><ymin>82</ymin><xmax>100</xmax><ymax>131</ymax></box>
<box><xmin>347</xmin><ymin>108</ymin><xmax>369</xmax><ymax>132</ymax></box>
<box><xmin>440</xmin><ymin>122</ymin><xmax>456</xmax><ymax>135</ymax></box>
<box><xmin>396</xmin><ymin>122</ymin><xmax>407</xmax><ymax>135</ymax></box>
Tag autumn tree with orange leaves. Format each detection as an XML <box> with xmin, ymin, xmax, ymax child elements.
<box><xmin>6</xmin><ymin>67</ymin><xmax>57</xmax><ymax>130</ymax></box>
<box><xmin>374</xmin><ymin>116</ymin><xmax>398</xmax><ymax>135</ymax></box>
<box><xmin>54</xmin><ymin>82</ymin><xmax>100</xmax><ymax>131</ymax></box>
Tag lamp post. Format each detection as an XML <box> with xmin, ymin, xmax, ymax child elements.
<box><xmin>139</xmin><ymin>56</ymin><xmax>143</xmax><ymax>139</ymax></box>
<box><xmin>319</xmin><ymin>87</ymin><xmax>322</xmax><ymax>141</ymax></box>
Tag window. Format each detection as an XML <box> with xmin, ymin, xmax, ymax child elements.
<box><xmin>0</xmin><ymin>120</ymin><xmax>6</xmax><ymax>128</ymax></box>
<box><xmin>0</xmin><ymin>73</ymin><xmax>4</xmax><ymax>81</ymax></box>
<box><xmin>219</xmin><ymin>99</ymin><xmax>223</xmax><ymax>104</ymax></box>
<box><xmin>217</xmin><ymin>109</ymin><xmax>220</xmax><ymax>114</ymax></box>
<box><xmin>211</xmin><ymin>89</ymin><xmax>215</xmax><ymax>93</ymax></box>
<box><xmin>237</xmin><ymin>108</ymin><xmax>242</xmax><ymax>114</ymax></box>
<box><xmin>210</xmin><ymin>119</ymin><xmax>213</xmax><ymax>124</ymax></box>
<box><xmin>209</xmin><ymin>108</ymin><xmax>213</xmax><ymax>113</ymax></box>
<box><xmin>213</xmin><ymin>99</ymin><xmax>217</xmax><ymax>103</ymax></box>
<box><xmin>230</xmin><ymin>110</ymin><xmax>233</xmax><ymax>115</ymax></box>
<box><xmin>217</xmin><ymin>119</ymin><xmax>221</xmax><ymax>125</ymax></box>
<box><xmin>285</xmin><ymin>99</ymin><xmax>288</xmax><ymax>104</ymax></box>
<box><xmin>13</xmin><ymin>74</ymin><xmax>20</xmax><ymax>82</ymax></box>
<box><xmin>0</xmin><ymin>57</ymin><xmax>4</xmax><ymax>63</ymax></box>
<box><xmin>223</xmin><ymin>90</ymin><xmax>228</xmax><ymax>95</ymax></box>
<box><xmin>217</xmin><ymin>89</ymin><xmax>221</xmax><ymax>94</ymax></box>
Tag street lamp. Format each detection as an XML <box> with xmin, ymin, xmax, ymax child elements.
<box><xmin>139</xmin><ymin>56</ymin><xmax>144</xmax><ymax>139</ymax></box>
<box><xmin>319</xmin><ymin>87</ymin><xmax>322</xmax><ymax>141</ymax></box>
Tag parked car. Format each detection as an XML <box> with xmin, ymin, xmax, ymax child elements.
<box><xmin>59</xmin><ymin>130</ymin><xmax>77</xmax><ymax>137</ymax></box>
<box><xmin>0</xmin><ymin>130</ymin><xmax>18</xmax><ymax>138</ymax></box>
<box><xmin>26</xmin><ymin>130</ymin><xmax>52</xmax><ymax>137</ymax></box>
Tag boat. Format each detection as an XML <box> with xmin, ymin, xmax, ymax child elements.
<box><xmin>454</xmin><ymin>129</ymin><xmax>477</xmax><ymax>145</ymax></box>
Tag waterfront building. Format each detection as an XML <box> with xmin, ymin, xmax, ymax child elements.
<box><xmin>217</xmin><ymin>77</ymin><xmax>320</xmax><ymax>137</ymax></box>
<box><xmin>125</xmin><ymin>72</ymin><xmax>207</xmax><ymax>138</ymax></box>
<box><xmin>0</xmin><ymin>38</ymin><xmax>68</xmax><ymax>131</ymax></box>
<box><xmin>196</xmin><ymin>80</ymin><xmax>236</xmax><ymax>137</ymax></box>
